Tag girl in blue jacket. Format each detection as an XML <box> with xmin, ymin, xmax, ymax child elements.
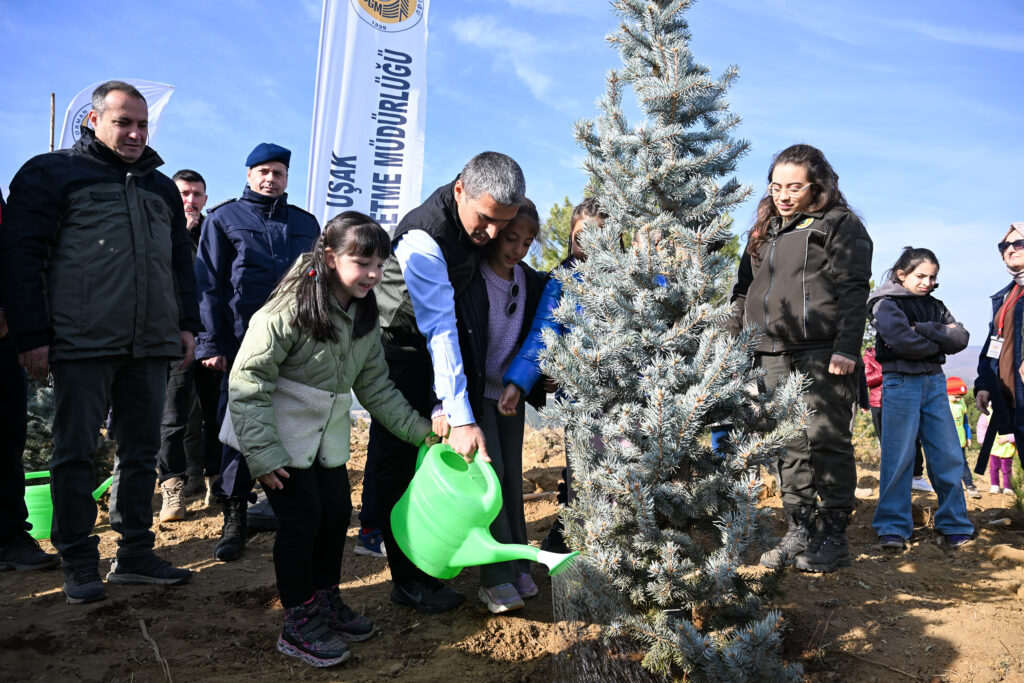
<box><xmin>868</xmin><ymin>247</ymin><xmax>973</xmax><ymax>551</ymax></box>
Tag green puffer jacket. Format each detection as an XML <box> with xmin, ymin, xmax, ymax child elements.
<box><xmin>228</xmin><ymin>289</ymin><xmax>431</xmax><ymax>479</ymax></box>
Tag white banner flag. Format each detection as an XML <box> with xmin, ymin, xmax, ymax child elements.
<box><xmin>306</xmin><ymin>0</ymin><xmax>429</xmax><ymax>231</ymax></box>
<box><xmin>58</xmin><ymin>79</ymin><xmax>175</xmax><ymax>150</ymax></box>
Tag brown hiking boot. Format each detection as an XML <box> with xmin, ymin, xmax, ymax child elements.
<box><xmin>159</xmin><ymin>477</ymin><xmax>186</xmax><ymax>522</ymax></box>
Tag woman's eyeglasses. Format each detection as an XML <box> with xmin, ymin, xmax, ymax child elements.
<box><xmin>506</xmin><ymin>282</ymin><xmax>520</xmax><ymax>316</ymax></box>
<box><xmin>768</xmin><ymin>182</ymin><xmax>812</xmax><ymax>197</ymax></box>
<box><xmin>998</xmin><ymin>239</ymin><xmax>1024</xmax><ymax>254</ymax></box>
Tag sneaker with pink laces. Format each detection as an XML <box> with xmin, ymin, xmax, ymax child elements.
<box><xmin>478</xmin><ymin>583</ymin><xmax>524</xmax><ymax>613</ymax></box>
<box><xmin>513</xmin><ymin>572</ymin><xmax>539</xmax><ymax>599</ymax></box>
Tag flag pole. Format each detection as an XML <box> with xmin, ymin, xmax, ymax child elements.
<box><xmin>49</xmin><ymin>93</ymin><xmax>55</xmax><ymax>151</ymax></box>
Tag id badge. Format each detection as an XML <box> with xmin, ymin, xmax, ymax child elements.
<box><xmin>987</xmin><ymin>336</ymin><xmax>1004</xmax><ymax>359</ymax></box>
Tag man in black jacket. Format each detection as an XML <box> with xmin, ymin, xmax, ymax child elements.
<box><xmin>0</xmin><ymin>81</ymin><xmax>199</xmax><ymax>603</ymax></box>
<box><xmin>0</xmin><ymin>192</ymin><xmax>59</xmax><ymax>572</ymax></box>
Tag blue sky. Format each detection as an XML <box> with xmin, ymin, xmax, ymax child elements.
<box><xmin>1</xmin><ymin>0</ymin><xmax>1022</xmax><ymax>348</ymax></box>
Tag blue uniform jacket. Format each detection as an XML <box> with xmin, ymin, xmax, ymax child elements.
<box><xmin>195</xmin><ymin>187</ymin><xmax>319</xmax><ymax>360</ymax></box>
<box><xmin>503</xmin><ymin>257</ymin><xmax>579</xmax><ymax>394</ymax></box>
<box><xmin>974</xmin><ymin>281</ymin><xmax>1024</xmax><ymax>468</ymax></box>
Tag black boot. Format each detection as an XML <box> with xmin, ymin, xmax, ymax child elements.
<box><xmin>759</xmin><ymin>504</ymin><xmax>815</xmax><ymax>569</ymax></box>
<box><xmin>214</xmin><ymin>499</ymin><xmax>247</xmax><ymax>562</ymax></box>
<box><xmin>793</xmin><ymin>508</ymin><xmax>851</xmax><ymax>573</ymax></box>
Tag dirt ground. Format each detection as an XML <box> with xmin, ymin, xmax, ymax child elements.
<box><xmin>3</xmin><ymin>423</ymin><xmax>1024</xmax><ymax>682</ymax></box>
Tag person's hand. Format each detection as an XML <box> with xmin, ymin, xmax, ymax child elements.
<box><xmin>828</xmin><ymin>354</ymin><xmax>856</xmax><ymax>375</ymax></box>
<box><xmin>448</xmin><ymin>423</ymin><xmax>490</xmax><ymax>463</ymax></box>
<box><xmin>19</xmin><ymin>345</ymin><xmax>50</xmax><ymax>380</ymax></box>
<box><xmin>498</xmin><ymin>384</ymin><xmax>522</xmax><ymax>416</ymax></box>
<box><xmin>432</xmin><ymin>412</ymin><xmax>450</xmax><ymax>439</ymax></box>
<box><xmin>967</xmin><ymin>439</ymin><xmax>972</xmax><ymax>447</ymax></box>
<box><xmin>997</xmin><ymin>435</ymin><xmax>1012</xmax><ymax>445</ymax></box>
<box><xmin>179</xmin><ymin>331</ymin><xmax>196</xmax><ymax>371</ymax></box>
<box><xmin>542</xmin><ymin>377</ymin><xmax>558</xmax><ymax>393</ymax></box>
<box><xmin>424</xmin><ymin>431</ymin><xmax>441</xmax><ymax>447</ymax></box>
<box><xmin>258</xmin><ymin>468</ymin><xmax>289</xmax><ymax>490</ymax></box>
<box><xmin>202</xmin><ymin>355</ymin><xmax>228</xmax><ymax>372</ymax></box>
<box><xmin>0</xmin><ymin>310</ymin><xmax>7</xmax><ymax>340</ymax></box>
<box><xmin>977</xmin><ymin>389</ymin><xmax>991</xmax><ymax>415</ymax></box>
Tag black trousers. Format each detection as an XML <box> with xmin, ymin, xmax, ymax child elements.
<box><xmin>156</xmin><ymin>358</ymin><xmax>195</xmax><ymax>482</ymax></box>
<box><xmin>759</xmin><ymin>349</ymin><xmax>858</xmax><ymax>511</ymax></box>
<box><xmin>193</xmin><ymin>363</ymin><xmax>224</xmax><ymax>477</ymax></box>
<box><xmin>264</xmin><ymin>461</ymin><xmax>352</xmax><ymax>608</ymax></box>
<box><xmin>367</xmin><ymin>349</ymin><xmax>437</xmax><ymax>587</ymax></box>
<box><xmin>0</xmin><ymin>340</ymin><xmax>29</xmax><ymax>542</ymax></box>
<box><xmin>50</xmin><ymin>356</ymin><xmax>166</xmax><ymax>563</ymax></box>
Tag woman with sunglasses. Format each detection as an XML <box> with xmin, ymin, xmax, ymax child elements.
<box><xmin>974</xmin><ymin>222</ymin><xmax>1024</xmax><ymax>484</ymax></box>
<box><xmin>729</xmin><ymin>144</ymin><xmax>873</xmax><ymax>573</ymax></box>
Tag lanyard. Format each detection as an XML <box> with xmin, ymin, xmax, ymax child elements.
<box><xmin>998</xmin><ymin>284</ymin><xmax>1024</xmax><ymax>337</ymax></box>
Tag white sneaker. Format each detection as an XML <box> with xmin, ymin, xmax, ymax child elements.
<box><xmin>966</xmin><ymin>486</ymin><xmax>982</xmax><ymax>499</ymax></box>
<box><xmin>911</xmin><ymin>477</ymin><xmax>934</xmax><ymax>492</ymax></box>
<box><xmin>990</xmin><ymin>485</ymin><xmax>1002</xmax><ymax>494</ymax></box>
<box><xmin>1004</xmin><ymin>488</ymin><xmax>1015</xmax><ymax>495</ymax></box>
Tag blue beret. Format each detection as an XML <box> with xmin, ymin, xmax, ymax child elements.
<box><xmin>245</xmin><ymin>142</ymin><xmax>291</xmax><ymax>168</ymax></box>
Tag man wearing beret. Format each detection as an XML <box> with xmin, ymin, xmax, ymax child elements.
<box><xmin>194</xmin><ymin>143</ymin><xmax>320</xmax><ymax>562</ymax></box>
<box><xmin>0</xmin><ymin>80</ymin><xmax>199</xmax><ymax>603</ymax></box>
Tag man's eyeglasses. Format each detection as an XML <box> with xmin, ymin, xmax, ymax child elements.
<box><xmin>999</xmin><ymin>239</ymin><xmax>1024</xmax><ymax>254</ymax></box>
<box><xmin>768</xmin><ymin>182</ymin><xmax>812</xmax><ymax>197</ymax></box>
<box><xmin>506</xmin><ymin>282</ymin><xmax>520</xmax><ymax>316</ymax></box>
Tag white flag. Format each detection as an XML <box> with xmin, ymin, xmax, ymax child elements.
<box><xmin>58</xmin><ymin>79</ymin><xmax>175</xmax><ymax>150</ymax></box>
<box><xmin>306</xmin><ymin>0</ymin><xmax>429</xmax><ymax>231</ymax></box>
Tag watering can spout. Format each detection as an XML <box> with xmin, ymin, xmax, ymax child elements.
<box><xmin>450</xmin><ymin>527</ymin><xmax>580</xmax><ymax>577</ymax></box>
<box><xmin>92</xmin><ymin>476</ymin><xmax>114</xmax><ymax>501</ymax></box>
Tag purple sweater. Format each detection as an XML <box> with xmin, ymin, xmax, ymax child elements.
<box><xmin>482</xmin><ymin>262</ymin><xmax>526</xmax><ymax>401</ymax></box>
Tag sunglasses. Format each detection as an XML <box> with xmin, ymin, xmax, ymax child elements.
<box><xmin>506</xmin><ymin>282</ymin><xmax>520</xmax><ymax>316</ymax></box>
<box><xmin>999</xmin><ymin>239</ymin><xmax>1024</xmax><ymax>254</ymax></box>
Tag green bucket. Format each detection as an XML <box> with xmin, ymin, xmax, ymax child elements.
<box><xmin>391</xmin><ymin>443</ymin><xmax>579</xmax><ymax>579</ymax></box>
<box><xmin>24</xmin><ymin>471</ymin><xmax>114</xmax><ymax>540</ymax></box>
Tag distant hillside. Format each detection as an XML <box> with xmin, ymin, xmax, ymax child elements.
<box><xmin>944</xmin><ymin>346</ymin><xmax>982</xmax><ymax>386</ymax></box>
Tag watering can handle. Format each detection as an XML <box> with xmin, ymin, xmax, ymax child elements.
<box><xmin>415</xmin><ymin>442</ymin><xmax>502</xmax><ymax>514</ymax></box>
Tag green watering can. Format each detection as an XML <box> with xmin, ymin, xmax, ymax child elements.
<box><xmin>24</xmin><ymin>471</ymin><xmax>114</xmax><ymax>540</ymax></box>
<box><xmin>391</xmin><ymin>443</ymin><xmax>580</xmax><ymax>580</ymax></box>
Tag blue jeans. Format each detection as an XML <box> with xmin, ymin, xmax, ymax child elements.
<box><xmin>873</xmin><ymin>373</ymin><xmax>974</xmax><ymax>539</ymax></box>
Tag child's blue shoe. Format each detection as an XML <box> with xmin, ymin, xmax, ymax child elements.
<box><xmin>945</xmin><ymin>534</ymin><xmax>973</xmax><ymax>548</ymax></box>
<box><xmin>878</xmin><ymin>535</ymin><xmax>905</xmax><ymax>552</ymax></box>
<box><xmin>355</xmin><ymin>527</ymin><xmax>386</xmax><ymax>557</ymax></box>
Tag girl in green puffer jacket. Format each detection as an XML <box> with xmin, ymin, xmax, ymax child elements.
<box><xmin>228</xmin><ymin>212</ymin><xmax>434</xmax><ymax>669</ymax></box>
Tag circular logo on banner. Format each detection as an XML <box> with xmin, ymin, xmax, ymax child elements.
<box><xmin>351</xmin><ymin>0</ymin><xmax>424</xmax><ymax>32</ymax></box>
<box><xmin>70</xmin><ymin>103</ymin><xmax>92</xmax><ymax>142</ymax></box>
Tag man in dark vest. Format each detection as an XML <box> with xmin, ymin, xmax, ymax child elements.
<box><xmin>371</xmin><ymin>151</ymin><xmax>524</xmax><ymax>613</ymax></box>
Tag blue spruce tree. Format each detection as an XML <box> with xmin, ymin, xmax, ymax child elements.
<box><xmin>542</xmin><ymin>1</ymin><xmax>807</xmax><ymax>679</ymax></box>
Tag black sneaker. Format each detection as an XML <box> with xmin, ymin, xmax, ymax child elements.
<box><xmin>390</xmin><ymin>580</ymin><xmax>465</xmax><ymax>614</ymax></box>
<box><xmin>278</xmin><ymin>599</ymin><xmax>350</xmax><ymax>668</ymax></box>
<box><xmin>0</xmin><ymin>532</ymin><xmax>59</xmax><ymax>571</ymax></box>
<box><xmin>315</xmin><ymin>587</ymin><xmax>377</xmax><ymax>642</ymax></box>
<box><xmin>62</xmin><ymin>561</ymin><xmax>107</xmax><ymax>604</ymax></box>
<box><xmin>106</xmin><ymin>554</ymin><xmax>192</xmax><ymax>586</ymax></box>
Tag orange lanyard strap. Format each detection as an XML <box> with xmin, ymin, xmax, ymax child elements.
<box><xmin>998</xmin><ymin>285</ymin><xmax>1024</xmax><ymax>337</ymax></box>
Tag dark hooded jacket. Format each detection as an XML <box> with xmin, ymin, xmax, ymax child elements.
<box><xmin>867</xmin><ymin>279</ymin><xmax>969</xmax><ymax>375</ymax></box>
<box><xmin>0</xmin><ymin>127</ymin><xmax>199</xmax><ymax>360</ymax></box>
